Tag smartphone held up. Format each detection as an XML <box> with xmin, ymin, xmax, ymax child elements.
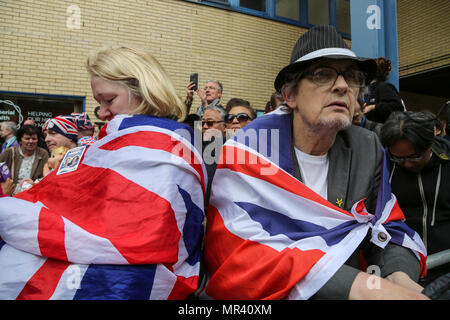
<box><xmin>190</xmin><ymin>73</ymin><xmax>198</xmax><ymax>91</ymax></box>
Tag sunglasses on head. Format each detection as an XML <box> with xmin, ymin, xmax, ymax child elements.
<box><xmin>225</xmin><ymin>113</ymin><xmax>252</xmax><ymax>123</ymax></box>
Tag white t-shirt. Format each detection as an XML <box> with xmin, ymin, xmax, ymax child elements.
<box><xmin>294</xmin><ymin>147</ymin><xmax>329</xmax><ymax>199</ymax></box>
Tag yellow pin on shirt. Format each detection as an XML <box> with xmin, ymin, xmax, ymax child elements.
<box><xmin>336</xmin><ymin>198</ymin><xmax>343</xmax><ymax>207</ymax></box>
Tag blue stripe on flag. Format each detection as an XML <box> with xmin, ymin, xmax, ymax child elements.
<box><xmin>384</xmin><ymin>220</ymin><xmax>417</xmax><ymax>244</ymax></box>
<box><xmin>375</xmin><ymin>149</ymin><xmax>394</xmax><ymax>219</ymax></box>
<box><xmin>233</xmin><ymin>112</ymin><xmax>293</xmax><ymax>174</ymax></box>
<box><xmin>119</xmin><ymin>115</ymin><xmax>195</xmax><ymax>146</ymax></box>
<box><xmin>236</xmin><ymin>202</ymin><xmax>357</xmax><ymax>246</ymax></box>
<box><xmin>73</xmin><ymin>264</ymin><xmax>157</xmax><ymax>300</ymax></box>
<box><xmin>178</xmin><ymin>185</ymin><xmax>204</xmax><ymax>266</ymax></box>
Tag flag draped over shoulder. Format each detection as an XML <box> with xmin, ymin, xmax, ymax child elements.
<box><xmin>203</xmin><ymin>108</ymin><xmax>427</xmax><ymax>300</ymax></box>
<box><xmin>0</xmin><ymin>114</ymin><xmax>206</xmax><ymax>300</ymax></box>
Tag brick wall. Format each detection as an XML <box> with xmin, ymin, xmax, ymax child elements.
<box><xmin>0</xmin><ymin>0</ymin><xmax>307</xmax><ymax>121</ymax></box>
<box><xmin>1</xmin><ymin>0</ymin><xmax>448</xmax><ymax>120</ymax></box>
<box><xmin>397</xmin><ymin>0</ymin><xmax>450</xmax><ymax>76</ymax></box>
<box><xmin>397</xmin><ymin>0</ymin><xmax>449</xmax><ymax>112</ymax></box>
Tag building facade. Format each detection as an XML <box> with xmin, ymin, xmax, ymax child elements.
<box><xmin>0</xmin><ymin>0</ymin><xmax>449</xmax><ymax>128</ymax></box>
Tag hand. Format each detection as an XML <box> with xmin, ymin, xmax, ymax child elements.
<box><xmin>363</xmin><ymin>103</ymin><xmax>376</xmax><ymax>114</ymax></box>
<box><xmin>349</xmin><ymin>271</ymin><xmax>430</xmax><ymax>300</ymax></box>
<box><xmin>186</xmin><ymin>81</ymin><xmax>195</xmax><ymax>100</ymax></box>
<box><xmin>20</xmin><ymin>178</ymin><xmax>34</xmax><ymax>187</ymax></box>
<box><xmin>386</xmin><ymin>271</ymin><xmax>425</xmax><ymax>293</ymax></box>
<box><xmin>197</xmin><ymin>88</ymin><xmax>208</xmax><ymax>107</ymax></box>
<box><xmin>1</xmin><ymin>178</ymin><xmax>15</xmax><ymax>195</ymax></box>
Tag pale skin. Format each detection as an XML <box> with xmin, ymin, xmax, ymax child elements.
<box><xmin>201</xmin><ymin>109</ymin><xmax>225</xmax><ymax>141</ymax></box>
<box><xmin>225</xmin><ymin>106</ymin><xmax>253</xmax><ymax>136</ymax></box>
<box><xmin>44</xmin><ymin>130</ymin><xmax>77</xmax><ymax>152</ymax></box>
<box><xmin>186</xmin><ymin>81</ymin><xmax>222</xmax><ymax>113</ymax></box>
<box><xmin>91</xmin><ymin>76</ymin><xmax>141</xmax><ymax>121</ymax></box>
<box><xmin>282</xmin><ymin>59</ymin><xmax>429</xmax><ymax>300</ymax></box>
<box><xmin>0</xmin><ymin>123</ymin><xmax>14</xmax><ymax>141</ymax></box>
<box><xmin>43</xmin><ymin>151</ymin><xmax>66</xmax><ymax>176</ymax></box>
<box><xmin>14</xmin><ymin>133</ymin><xmax>39</xmax><ymax>194</ymax></box>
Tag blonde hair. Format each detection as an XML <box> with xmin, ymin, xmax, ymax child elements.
<box><xmin>85</xmin><ymin>44</ymin><xmax>185</xmax><ymax>121</ymax></box>
<box><xmin>51</xmin><ymin>146</ymin><xmax>70</xmax><ymax>157</ymax></box>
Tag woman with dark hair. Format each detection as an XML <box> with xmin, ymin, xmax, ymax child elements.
<box><xmin>381</xmin><ymin>111</ymin><xmax>450</xmax><ymax>286</ymax></box>
<box><xmin>0</xmin><ymin>124</ymin><xmax>49</xmax><ymax>194</ymax></box>
<box><xmin>363</xmin><ymin>57</ymin><xmax>405</xmax><ymax>123</ymax></box>
<box><xmin>225</xmin><ymin>98</ymin><xmax>256</xmax><ymax>137</ymax></box>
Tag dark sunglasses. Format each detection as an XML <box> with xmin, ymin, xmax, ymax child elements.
<box><xmin>225</xmin><ymin>113</ymin><xmax>252</xmax><ymax>123</ymax></box>
<box><xmin>201</xmin><ymin>120</ymin><xmax>223</xmax><ymax>127</ymax></box>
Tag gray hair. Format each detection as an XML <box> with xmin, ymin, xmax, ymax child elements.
<box><xmin>1</xmin><ymin>121</ymin><xmax>18</xmax><ymax>134</ymax></box>
<box><xmin>204</xmin><ymin>105</ymin><xmax>226</xmax><ymax>122</ymax></box>
<box><xmin>205</xmin><ymin>80</ymin><xmax>223</xmax><ymax>93</ymax></box>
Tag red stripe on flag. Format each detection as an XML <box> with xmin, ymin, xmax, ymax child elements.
<box><xmin>419</xmin><ymin>252</ymin><xmax>427</xmax><ymax>278</ymax></box>
<box><xmin>100</xmin><ymin>131</ymin><xmax>205</xmax><ymax>193</ymax></box>
<box><xmin>167</xmin><ymin>275</ymin><xmax>199</xmax><ymax>300</ymax></box>
<box><xmin>204</xmin><ymin>205</ymin><xmax>324</xmax><ymax>300</ymax></box>
<box><xmin>383</xmin><ymin>200</ymin><xmax>405</xmax><ymax>224</ymax></box>
<box><xmin>17</xmin><ymin>259</ymin><xmax>70</xmax><ymax>300</ymax></box>
<box><xmin>218</xmin><ymin>145</ymin><xmax>352</xmax><ymax>217</ymax></box>
<box><xmin>17</xmin><ymin>165</ymin><xmax>181</xmax><ymax>265</ymax></box>
<box><xmin>38</xmin><ymin>207</ymin><xmax>68</xmax><ymax>261</ymax></box>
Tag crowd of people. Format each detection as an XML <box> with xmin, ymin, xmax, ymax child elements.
<box><xmin>0</xmin><ymin>25</ymin><xmax>448</xmax><ymax>300</ymax></box>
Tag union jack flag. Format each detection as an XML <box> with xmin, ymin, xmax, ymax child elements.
<box><xmin>71</xmin><ymin>112</ymin><xmax>94</xmax><ymax>130</ymax></box>
<box><xmin>43</xmin><ymin>115</ymin><xmax>78</xmax><ymax>136</ymax></box>
<box><xmin>0</xmin><ymin>114</ymin><xmax>206</xmax><ymax>300</ymax></box>
<box><xmin>202</xmin><ymin>108</ymin><xmax>427</xmax><ymax>300</ymax></box>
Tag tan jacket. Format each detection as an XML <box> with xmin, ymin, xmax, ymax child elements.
<box><xmin>0</xmin><ymin>146</ymin><xmax>49</xmax><ymax>184</ymax></box>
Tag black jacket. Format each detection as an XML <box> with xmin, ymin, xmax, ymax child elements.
<box><xmin>365</xmin><ymin>81</ymin><xmax>404</xmax><ymax>123</ymax></box>
<box><xmin>388</xmin><ymin>136</ymin><xmax>450</xmax><ymax>255</ymax></box>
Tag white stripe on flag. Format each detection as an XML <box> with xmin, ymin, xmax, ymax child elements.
<box><xmin>62</xmin><ymin>217</ymin><xmax>128</xmax><ymax>264</ymax></box>
<box><xmin>83</xmin><ymin>146</ymin><xmax>205</xmax><ymax>212</ymax></box>
<box><xmin>149</xmin><ymin>264</ymin><xmax>177</xmax><ymax>300</ymax></box>
<box><xmin>0</xmin><ymin>244</ymin><xmax>47</xmax><ymax>299</ymax></box>
<box><xmin>0</xmin><ymin>198</ymin><xmax>43</xmax><ymax>256</ymax></box>
<box><xmin>212</xmin><ymin>168</ymin><xmax>353</xmax><ymax>230</ymax></box>
<box><xmin>288</xmin><ymin>224</ymin><xmax>369</xmax><ymax>300</ymax></box>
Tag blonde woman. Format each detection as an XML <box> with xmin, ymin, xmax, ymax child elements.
<box><xmin>87</xmin><ymin>45</ymin><xmax>185</xmax><ymax>122</ymax></box>
<box><xmin>0</xmin><ymin>45</ymin><xmax>206</xmax><ymax>300</ymax></box>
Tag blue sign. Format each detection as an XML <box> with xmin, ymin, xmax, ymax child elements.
<box><xmin>350</xmin><ymin>0</ymin><xmax>399</xmax><ymax>90</ymax></box>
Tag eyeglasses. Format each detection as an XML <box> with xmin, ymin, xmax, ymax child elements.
<box><xmin>303</xmin><ymin>66</ymin><xmax>367</xmax><ymax>88</ymax></box>
<box><xmin>201</xmin><ymin>120</ymin><xmax>223</xmax><ymax>127</ymax></box>
<box><xmin>225</xmin><ymin>113</ymin><xmax>252</xmax><ymax>123</ymax></box>
<box><xmin>388</xmin><ymin>151</ymin><xmax>425</xmax><ymax>163</ymax></box>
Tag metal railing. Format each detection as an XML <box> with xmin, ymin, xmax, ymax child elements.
<box><xmin>427</xmin><ymin>249</ymin><xmax>450</xmax><ymax>270</ymax></box>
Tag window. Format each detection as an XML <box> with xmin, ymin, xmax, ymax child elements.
<box><xmin>336</xmin><ymin>0</ymin><xmax>350</xmax><ymax>34</ymax></box>
<box><xmin>276</xmin><ymin>0</ymin><xmax>300</xmax><ymax>21</ymax></box>
<box><xmin>308</xmin><ymin>0</ymin><xmax>329</xmax><ymax>26</ymax></box>
<box><xmin>191</xmin><ymin>0</ymin><xmax>351</xmax><ymax>37</ymax></box>
<box><xmin>240</xmin><ymin>0</ymin><xmax>265</xmax><ymax>12</ymax></box>
<box><xmin>202</xmin><ymin>0</ymin><xmax>230</xmax><ymax>5</ymax></box>
<box><xmin>0</xmin><ymin>91</ymin><xmax>84</xmax><ymax>128</ymax></box>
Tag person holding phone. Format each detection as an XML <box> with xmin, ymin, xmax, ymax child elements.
<box><xmin>185</xmin><ymin>77</ymin><xmax>225</xmax><ymax>117</ymax></box>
